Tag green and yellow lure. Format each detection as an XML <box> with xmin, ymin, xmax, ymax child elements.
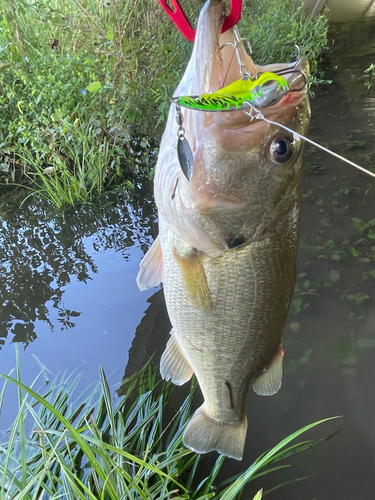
<box><xmin>176</xmin><ymin>72</ymin><xmax>289</xmax><ymax>111</ymax></box>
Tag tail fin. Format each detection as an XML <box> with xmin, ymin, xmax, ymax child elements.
<box><xmin>183</xmin><ymin>404</ymin><xmax>247</xmax><ymax>461</ymax></box>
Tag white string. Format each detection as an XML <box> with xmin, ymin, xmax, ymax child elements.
<box><xmin>243</xmin><ymin>104</ymin><xmax>375</xmax><ymax>180</ymax></box>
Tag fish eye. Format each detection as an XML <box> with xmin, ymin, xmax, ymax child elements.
<box><xmin>269</xmin><ymin>135</ymin><xmax>294</xmax><ymax>163</ymax></box>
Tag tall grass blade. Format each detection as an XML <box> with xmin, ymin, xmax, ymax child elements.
<box><xmin>252</xmin><ymin>489</ymin><xmax>263</xmax><ymax>500</ymax></box>
<box><xmin>219</xmin><ymin>416</ymin><xmax>341</xmax><ymax>500</ymax></box>
<box><xmin>0</xmin><ymin>353</ymin><xmax>340</xmax><ymax>500</ymax></box>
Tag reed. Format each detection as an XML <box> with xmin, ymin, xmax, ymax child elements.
<box><xmin>0</xmin><ymin>346</ymin><xmax>339</xmax><ymax>499</ymax></box>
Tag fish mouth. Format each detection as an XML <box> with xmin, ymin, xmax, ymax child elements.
<box><xmin>187</xmin><ymin>0</ymin><xmax>309</xmax><ymax>130</ymax></box>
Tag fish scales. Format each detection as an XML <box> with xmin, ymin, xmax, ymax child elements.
<box><xmin>160</xmin><ymin>214</ymin><xmax>297</xmax><ymax>412</ymax></box>
<box><xmin>137</xmin><ymin>0</ymin><xmax>310</xmax><ymax>460</ymax></box>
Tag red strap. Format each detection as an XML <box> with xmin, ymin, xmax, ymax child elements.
<box><xmin>222</xmin><ymin>0</ymin><xmax>243</xmax><ymax>34</ymax></box>
<box><xmin>158</xmin><ymin>0</ymin><xmax>243</xmax><ymax>42</ymax></box>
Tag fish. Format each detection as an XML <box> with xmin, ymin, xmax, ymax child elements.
<box><xmin>137</xmin><ymin>0</ymin><xmax>310</xmax><ymax>461</ymax></box>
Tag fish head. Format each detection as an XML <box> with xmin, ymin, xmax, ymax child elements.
<box><xmin>155</xmin><ymin>0</ymin><xmax>310</xmax><ymax>255</ymax></box>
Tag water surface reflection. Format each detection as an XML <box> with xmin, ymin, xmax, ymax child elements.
<box><xmin>0</xmin><ymin>189</ymin><xmax>156</xmax><ymax>349</ymax></box>
<box><xmin>0</xmin><ymin>187</ymin><xmax>158</xmax><ymax>433</ymax></box>
<box><xmin>1</xmin><ymin>7</ymin><xmax>375</xmax><ymax>500</ymax></box>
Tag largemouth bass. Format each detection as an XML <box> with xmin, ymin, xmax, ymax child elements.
<box><xmin>137</xmin><ymin>0</ymin><xmax>310</xmax><ymax>460</ymax></box>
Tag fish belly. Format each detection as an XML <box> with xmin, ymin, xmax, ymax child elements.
<box><xmin>159</xmin><ymin>210</ymin><xmax>298</xmax><ymax>459</ymax></box>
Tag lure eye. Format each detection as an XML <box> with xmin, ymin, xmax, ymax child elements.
<box><xmin>262</xmin><ymin>79</ymin><xmax>277</xmax><ymax>89</ymax></box>
<box><xmin>269</xmin><ymin>135</ymin><xmax>294</xmax><ymax>163</ymax></box>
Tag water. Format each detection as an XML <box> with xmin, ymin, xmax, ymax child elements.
<box><xmin>303</xmin><ymin>0</ymin><xmax>375</xmax><ymax>20</ymax></box>
<box><xmin>1</xmin><ymin>5</ymin><xmax>375</xmax><ymax>500</ymax></box>
<box><xmin>0</xmin><ymin>188</ymin><xmax>159</xmax><ymax>428</ymax></box>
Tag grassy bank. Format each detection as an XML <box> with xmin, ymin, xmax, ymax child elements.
<box><xmin>0</xmin><ymin>347</ymin><xmax>339</xmax><ymax>499</ymax></box>
<box><xmin>0</xmin><ymin>0</ymin><xmax>329</xmax><ymax>207</ymax></box>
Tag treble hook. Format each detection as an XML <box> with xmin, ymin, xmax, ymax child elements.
<box><xmin>273</xmin><ymin>43</ymin><xmax>302</xmax><ymax>72</ymax></box>
<box><xmin>271</xmin><ymin>44</ymin><xmax>307</xmax><ymax>91</ymax></box>
<box><xmin>220</xmin><ymin>28</ymin><xmax>255</xmax><ymax>80</ymax></box>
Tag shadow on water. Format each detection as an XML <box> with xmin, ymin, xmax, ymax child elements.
<box><xmin>119</xmin><ymin>12</ymin><xmax>375</xmax><ymax>500</ymax></box>
<box><xmin>1</xmin><ymin>4</ymin><xmax>375</xmax><ymax>500</ymax></box>
<box><xmin>122</xmin><ymin>289</ymin><xmax>170</xmax><ymax>383</ymax></box>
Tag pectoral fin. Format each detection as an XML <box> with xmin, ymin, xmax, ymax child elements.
<box><xmin>174</xmin><ymin>250</ymin><xmax>212</xmax><ymax>311</ymax></box>
<box><xmin>160</xmin><ymin>330</ymin><xmax>193</xmax><ymax>386</ymax></box>
<box><xmin>136</xmin><ymin>236</ymin><xmax>163</xmax><ymax>291</ymax></box>
<box><xmin>252</xmin><ymin>345</ymin><xmax>284</xmax><ymax>396</ymax></box>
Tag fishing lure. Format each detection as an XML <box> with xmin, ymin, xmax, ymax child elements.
<box><xmin>174</xmin><ymin>72</ymin><xmax>289</xmax><ymax>111</ymax></box>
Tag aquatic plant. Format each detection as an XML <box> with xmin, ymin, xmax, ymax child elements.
<box><xmin>0</xmin><ymin>0</ymin><xmax>329</xmax><ymax>206</ymax></box>
<box><xmin>364</xmin><ymin>62</ymin><xmax>375</xmax><ymax>89</ymax></box>
<box><xmin>0</xmin><ymin>346</ymin><xmax>339</xmax><ymax>499</ymax></box>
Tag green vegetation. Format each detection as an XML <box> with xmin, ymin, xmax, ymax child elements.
<box><xmin>364</xmin><ymin>62</ymin><xmax>375</xmax><ymax>89</ymax></box>
<box><xmin>285</xmin><ymin>349</ymin><xmax>312</xmax><ymax>375</ymax></box>
<box><xmin>324</xmin><ymin>336</ymin><xmax>375</xmax><ymax>365</ymax></box>
<box><xmin>0</xmin><ymin>346</ymin><xmax>339</xmax><ymax>499</ymax></box>
<box><xmin>240</xmin><ymin>0</ymin><xmax>329</xmax><ymax>72</ymax></box>
<box><xmin>0</xmin><ymin>0</ymin><xmax>329</xmax><ymax>206</ymax></box>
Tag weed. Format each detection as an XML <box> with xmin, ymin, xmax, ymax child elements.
<box><xmin>291</xmin><ymin>297</ymin><xmax>310</xmax><ymax>314</ymax></box>
<box><xmin>352</xmin><ymin>217</ymin><xmax>375</xmax><ymax>237</ymax></box>
<box><xmin>364</xmin><ymin>63</ymin><xmax>375</xmax><ymax>89</ymax></box>
<box><xmin>324</xmin><ymin>336</ymin><xmax>375</xmax><ymax>364</ymax></box>
<box><xmin>341</xmin><ymin>292</ymin><xmax>370</xmax><ymax>304</ymax></box>
<box><xmin>331</xmin><ymin>138</ymin><xmax>366</xmax><ymax>151</ymax></box>
<box><xmin>285</xmin><ymin>350</ymin><xmax>312</xmax><ymax>375</ymax></box>
<box><xmin>302</xmin><ymin>189</ymin><xmax>313</xmax><ymax>199</ymax></box>
<box><xmin>300</xmin><ymin>238</ymin><xmax>365</xmax><ymax>261</ymax></box>
<box><xmin>0</xmin><ymin>0</ymin><xmax>329</xmax><ymax>206</ymax></box>
<box><xmin>240</xmin><ymin>1</ymin><xmax>329</xmax><ymax>74</ymax></box>
<box><xmin>0</xmin><ymin>346</ymin><xmax>340</xmax><ymax>499</ymax></box>
<box><xmin>333</xmin><ymin>187</ymin><xmax>350</xmax><ymax>197</ymax></box>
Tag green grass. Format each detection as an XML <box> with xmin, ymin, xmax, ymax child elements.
<box><xmin>0</xmin><ymin>0</ymin><xmax>329</xmax><ymax>207</ymax></box>
<box><xmin>0</xmin><ymin>345</ymin><xmax>340</xmax><ymax>499</ymax></box>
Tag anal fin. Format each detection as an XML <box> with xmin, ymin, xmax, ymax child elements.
<box><xmin>174</xmin><ymin>250</ymin><xmax>212</xmax><ymax>311</ymax></box>
<box><xmin>252</xmin><ymin>345</ymin><xmax>284</xmax><ymax>396</ymax></box>
<box><xmin>136</xmin><ymin>236</ymin><xmax>163</xmax><ymax>291</ymax></box>
<box><xmin>160</xmin><ymin>331</ymin><xmax>193</xmax><ymax>386</ymax></box>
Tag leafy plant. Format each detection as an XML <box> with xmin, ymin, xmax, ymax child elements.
<box><xmin>0</xmin><ymin>0</ymin><xmax>330</xmax><ymax>206</ymax></box>
<box><xmin>285</xmin><ymin>350</ymin><xmax>312</xmax><ymax>375</ymax></box>
<box><xmin>341</xmin><ymin>292</ymin><xmax>370</xmax><ymax>304</ymax></box>
<box><xmin>300</xmin><ymin>238</ymin><xmax>364</xmax><ymax>261</ymax></box>
<box><xmin>324</xmin><ymin>336</ymin><xmax>375</xmax><ymax>364</ymax></box>
<box><xmin>352</xmin><ymin>218</ymin><xmax>375</xmax><ymax>239</ymax></box>
<box><xmin>364</xmin><ymin>63</ymin><xmax>375</xmax><ymax>89</ymax></box>
<box><xmin>291</xmin><ymin>297</ymin><xmax>310</xmax><ymax>315</ymax></box>
<box><xmin>240</xmin><ymin>0</ymin><xmax>329</xmax><ymax>73</ymax></box>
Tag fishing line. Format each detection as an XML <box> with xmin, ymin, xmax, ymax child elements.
<box><xmin>221</xmin><ymin>43</ymin><xmax>237</xmax><ymax>87</ymax></box>
<box><xmin>243</xmin><ymin>103</ymin><xmax>375</xmax><ymax>180</ymax></box>
<box><xmin>218</xmin><ymin>38</ymin><xmax>374</xmax><ymax>178</ymax></box>
<box><xmin>220</xmin><ymin>29</ymin><xmax>254</xmax><ymax>83</ymax></box>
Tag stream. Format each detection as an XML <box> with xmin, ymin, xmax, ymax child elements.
<box><xmin>1</xmin><ymin>2</ymin><xmax>375</xmax><ymax>498</ymax></box>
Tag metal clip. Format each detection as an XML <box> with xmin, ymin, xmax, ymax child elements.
<box><xmin>175</xmin><ymin>103</ymin><xmax>185</xmax><ymax>138</ymax></box>
<box><xmin>242</xmin><ymin>101</ymin><xmax>265</xmax><ymax>121</ymax></box>
<box><xmin>175</xmin><ymin>103</ymin><xmax>194</xmax><ymax>181</ymax></box>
